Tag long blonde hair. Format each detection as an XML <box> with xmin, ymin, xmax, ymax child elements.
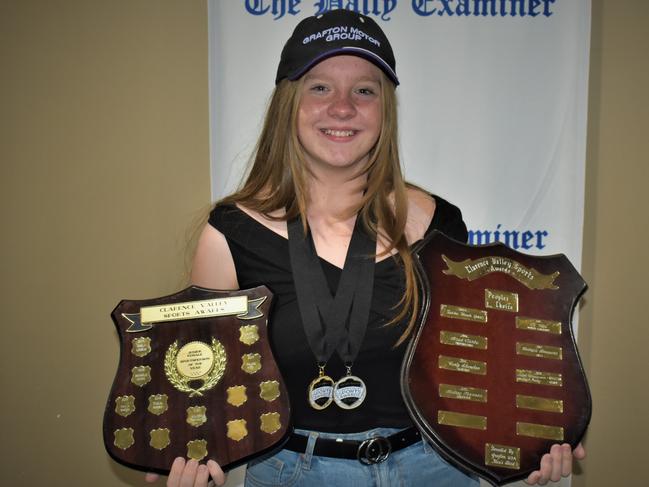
<box><xmin>220</xmin><ymin>73</ymin><xmax>418</xmax><ymax>345</ymax></box>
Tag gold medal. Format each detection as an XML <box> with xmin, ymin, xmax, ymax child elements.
<box><xmin>307</xmin><ymin>365</ymin><xmax>334</xmax><ymax>410</ymax></box>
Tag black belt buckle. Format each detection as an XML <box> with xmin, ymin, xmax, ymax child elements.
<box><xmin>356</xmin><ymin>436</ymin><xmax>392</xmax><ymax>465</ymax></box>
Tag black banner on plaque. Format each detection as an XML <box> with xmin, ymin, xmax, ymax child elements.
<box><xmin>402</xmin><ymin>231</ymin><xmax>591</xmax><ymax>486</ymax></box>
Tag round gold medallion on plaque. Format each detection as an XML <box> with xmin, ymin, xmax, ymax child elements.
<box><xmin>164</xmin><ymin>338</ymin><xmax>226</xmax><ymax>397</ymax></box>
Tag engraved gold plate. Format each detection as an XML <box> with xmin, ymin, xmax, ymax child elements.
<box><xmin>516</xmin><ymin>422</ymin><xmax>564</xmax><ymax>441</ymax></box>
<box><xmin>149</xmin><ymin>428</ymin><xmax>171</xmax><ymax>450</ymax></box>
<box><xmin>114</xmin><ymin>428</ymin><xmax>135</xmax><ymax>450</ymax></box>
<box><xmin>516</xmin><ymin>369</ymin><xmax>562</xmax><ymax>387</ymax></box>
<box><xmin>141</xmin><ymin>296</ymin><xmax>248</xmax><ymax>324</ymax></box>
<box><xmin>516</xmin><ymin>316</ymin><xmax>562</xmax><ymax>335</ymax></box>
<box><xmin>226</xmin><ymin>419</ymin><xmax>248</xmax><ymax>442</ymax></box>
<box><xmin>259</xmin><ymin>380</ymin><xmax>281</xmax><ymax>402</ymax></box>
<box><xmin>186</xmin><ymin>406</ymin><xmax>207</xmax><ymax>427</ymax></box>
<box><xmin>485</xmin><ymin>444</ymin><xmax>521</xmax><ymax>470</ymax></box>
<box><xmin>186</xmin><ymin>439</ymin><xmax>208</xmax><ymax>461</ymax></box>
<box><xmin>440</xmin><ymin>331</ymin><xmax>488</xmax><ymax>349</ymax></box>
<box><xmin>440</xmin><ymin>304</ymin><xmax>487</xmax><ymax>323</ymax></box>
<box><xmin>131</xmin><ymin>365</ymin><xmax>152</xmax><ymax>387</ymax></box>
<box><xmin>176</xmin><ymin>341</ymin><xmax>215</xmax><ymax>378</ymax></box>
<box><xmin>516</xmin><ymin>394</ymin><xmax>564</xmax><ymax>413</ymax></box>
<box><xmin>439</xmin><ymin>384</ymin><xmax>487</xmax><ymax>403</ymax></box>
<box><xmin>438</xmin><ymin>410</ymin><xmax>487</xmax><ymax>430</ymax></box>
<box><xmin>260</xmin><ymin>412</ymin><xmax>281</xmax><ymax>434</ymax></box>
<box><xmin>115</xmin><ymin>395</ymin><xmax>136</xmax><ymax>417</ymax></box>
<box><xmin>147</xmin><ymin>394</ymin><xmax>168</xmax><ymax>416</ymax></box>
<box><xmin>239</xmin><ymin>325</ymin><xmax>260</xmax><ymax>346</ymax></box>
<box><xmin>438</xmin><ymin>355</ymin><xmax>487</xmax><ymax>375</ymax></box>
<box><xmin>484</xmin><ymin>289</ymin><xmax>519</xmax><ymax>313</ymax></box>
<box><xmin>227</xmin><ymin>385</ymin><xmax>248</xmax><ymax>407</ymax></box>
<box><xmin>131</xmin><ymin>337</ymin><xmax>152</xmax><ymax>357</ymax></box>
<box><xmin>164</xmin><ymin>338</ymin><xmax>226</xmax><ymax>397</ymax></box>
<box><xmin>241</xmin><ymin>353</ymin><xmax>262</xmax><ymax>374</ymax></box>
<box><xmin>516</xmin><ymin>342</ymin><xmax>563</xmax><ymax>360</ymax></box>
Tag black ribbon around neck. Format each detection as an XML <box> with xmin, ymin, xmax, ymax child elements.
<box><xmin>287</xmin><ymin>216</ymin><xmax>376</xmax><ymax>366</ymax></box>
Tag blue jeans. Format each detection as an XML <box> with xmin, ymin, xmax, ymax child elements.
<box><xmin>245</xmin><ymin>427</ymin><xmax>478</xmax><ymax>487</ymax></box>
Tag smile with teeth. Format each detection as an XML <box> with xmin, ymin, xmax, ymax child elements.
<box><xmin>321</xmin><ymin>128</ymin><xmax>357</xmax><ymax>137</ymax></box>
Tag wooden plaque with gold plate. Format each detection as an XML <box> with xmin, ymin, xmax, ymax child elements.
<box><xmin>402</xmin><ymin>232</ymin><xmax>591</xmax><ymax>486</ymax></box>
<box><xmin>103</xmin><ymin>286</ymin><xmax>290</xmax><ymax>474</ymax></box>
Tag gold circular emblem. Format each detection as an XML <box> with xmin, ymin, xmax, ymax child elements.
<box><xmin>176</xmin><ymin>341</ymin><xmax>215</xmax><ymax>378</ymax></box>
<box><xmin>164</xmin><ymin>338</ymin><xmax>226</xmax><ymax>397</ymax></box>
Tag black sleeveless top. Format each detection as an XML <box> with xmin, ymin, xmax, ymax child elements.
<box><xmin>208</xmin><ymin>195</ymin><xmax>467</xmax><ymax>433</ymax></box>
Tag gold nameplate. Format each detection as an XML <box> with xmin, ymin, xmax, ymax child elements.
<box><xmin>186</xmin><ymin>439</ymin><xmax>208</xmax><ymax>461</ymax></box>
<box><xmin>484</xmin><ymin>289</ymin><xmax>519</xmax><ymax>313</ymax></box>
<box><xmin>241</xmin><ymin>353</ymin><xmax>262</xmax><ymax>374</ymax></box>
<box><xmin>485</xmin><ymin>443</ymin><xmax>521</xmax><ymax>470</ymax></box>
<box><xmin>516</xmin><ymin>342</ymin><xmax>563</xmax><ymax>360</ymax></box>
<box><xmin>440</xmin><ymin>331</ymin><xmax>488</xmax><ymax>349</ymax></box>
<box><xmin>439</xmin><ymin>355</ymin><xmax>487</xmax><ymax>375</ymax></box>
<box><xmin>239</xmin><ymin>325</ymin><xmax>260</xmax><ymax>346</ymax></box>
<box><xmin>114</xmin><ymin>428</ymin><xmax>135</xmax><ymax>450</ymax></box>
<box><xmin>438</xmin><ymin>410</ymin><xmax>487</xmax><ymax>430</ymax></box>
<box><xmin>186</xmin><ymin>406</ymin><xmax>207</xmax><ymax>427</ymax></box>
<box><xmin>141</xmin><ymin>296</ymin><xmax>248</xmax><ymax>324</ymax></box>
<box><xmin>131</xmin><ymin>337</ymin><xmax>152</xmax><ymax>357</ymax></box>
<box><xmin>147</xmin><ymin>394</ymin><xmax>168</xmax><ymax>416</ymax></box>
<box><xmin>516</xmin><ymin>394</ymin><xmax>563</xmax><ymax>413</ymax></box>
<box><xmin>440</xmin><ymin>304</ymin><xmax>487</xmax><ymax>323</ymax></box>
<box><xmin>115</xmin><ymin>395</ymin><xmax>135</xmax><ymax>417</ymax></box>
<box><xmin>165</xmin><ymin>338</ymin><xmax>226</xmax><ymax>397</ymax></box>
<box><xmin>227</xmin><ymin>385</ymin><xmax>248</xmax><ymax>407</ymax></box>
<box><xmin>260</xmin><ymin>412</ymin><xmax>281</xmax><ymax>434</ymax></box>
<box><xmin>226</xmin><ymin>419</ymin><xmax>248</xmax><ymax>442</ymax></box>
<box><xmin>439</xmin><ymin>384</ymin><xmax>487</xmax><ymax>403</ymax></box>
<box><xmin>516</xmin><ymin>316</ymin><xmax>562</xmax><ymax>335</ymax></box>
<box><xmin>517</xmin><ymin>422</ymin><xmax>564</xmax><ymax>441</ymax></box>
<box><xmin>149</xmin><ymin>428</ymin><xmax>171</xmax><ymax>450</ymax></box>
<box><xmin>516</xmin><ymin>369</ymin><xmax>562</xmax><ymax>387</ymax></box>
<box><xmin>131</xmin><ymin>365</ymin><xmax>152</xmax><ymax>387</ymax></box>
<box><xmin>259</xmin><ymin>381</ymin><xmax>281</xmax><ymax>402</ymax></box>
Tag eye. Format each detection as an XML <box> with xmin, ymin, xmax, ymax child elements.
<box><xmin>356</xmin><ymin>87</ymin><xmax>377</xmax><ymax>96</ymax></box>
<box><xmin>309</xmin><ymin>84</ymin><xmax>329</xmax><ymax>93</ymax></box>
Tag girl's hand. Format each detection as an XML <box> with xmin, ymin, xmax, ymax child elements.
<box><xmin>525</xmin><ymin>443</ymin><xmax>585</xmax><ymax>485</ymax></box>
<box><xmin>144</xmin><ymin>457</ymin><xmax>226</xmax><ymax>487</ymax></box>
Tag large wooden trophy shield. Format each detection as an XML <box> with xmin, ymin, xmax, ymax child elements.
<box><xmin>402</xmin><ymin>232</ymin><xmax>591</xmax><ymax>486</ymax></box>
<box><xmin>103</xmin><ymin>286</ymin><xmax>290</xmax><ymax>474</ymax></box>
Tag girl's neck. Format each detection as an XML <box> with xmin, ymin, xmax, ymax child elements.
<box><xmin>305</xmin><ymin>170</ymin><xmax>366</xmax><ymax>226</ymax></box>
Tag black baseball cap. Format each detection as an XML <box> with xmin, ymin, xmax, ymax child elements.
<box><xmin>275</xmin><ymin>9</ymin><xmax>399</xmax><ymax>85</ymax></box>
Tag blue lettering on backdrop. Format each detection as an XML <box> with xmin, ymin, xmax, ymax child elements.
<box><xmin>245</xmin><ymin>0</ymin><xmax>301</xmax><ymax>19</ymax></box>
<box><xmin>314</xmin><ymin>1</ymin><xmax>398</xmax><ymax>21</ymax></box>
<box><xmin>412</xmin><ymin>0</ymin><xmax>555</xmax><ymax>17</ymax></box>
<box><xmin>468</xmin><ymin>224</ymin><xmax>549</xmax><ymax>251</ymax></box>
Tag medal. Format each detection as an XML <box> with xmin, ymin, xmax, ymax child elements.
<box><xmin>333</xmin><ymin>366</ymin><xmax>366</xmax><ymax>409</ymax></box>
<box><xmin>308</xmin><ymin>365</ymin><xmax>334</xmax><ymax>410</ymax></box>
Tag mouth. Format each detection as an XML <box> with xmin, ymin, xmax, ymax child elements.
<box><xmin>320</xmin><ymin>128</ymin><xmax>358</xmax><ymax>138</ymax></box>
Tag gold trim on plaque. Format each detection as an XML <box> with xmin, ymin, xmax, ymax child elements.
<box><xmin>260</xmin><ymin>381</ymin><xmax>281</xmax><ymax>402</ymax></box>
<box><xmin>440</xmin><ymin>304</ymin><xmax>487</xmax><ymax>323</ymax></box>
<box><xmin>131</xmin><ymin>337</ymin><xmax>152</xmax><ymax>357</ymax></box>
<box><xmin>516</xmin><ymin>394</ymin><xmax>564</xmax><ymax>413</ymax></box>
<box><xmin>239</xmin><ymin>325</ymin><xmax>260</xmax><ymax>346</ymax></box>
<box><xmin>485</xmin><ymin>443</ymin><xmax>521</xmax><ymax>470</ymax></box>
<box><xmin>439</xmin><ymin>384</ymin><xmax>487</xmax><ymax>403</ymax></box>
<box><xmin>517</xmin><ymin>422</ymin><xmax>564</xmax><ymax>441</ymax></box>
<box><xmin>516</xmin><ymin>317</ymin><xmax>562</xmax><ymax>335</ymax></box>
<box><xmin>516</xmin><ymin>342</ymin><xmax>563</xmax><ymax>360</ymax></box>
<box><xmin>260</xmin><ymin>412</ymin><xmax>281</xmax><ymax>434</ymax></box>
<box><xmin>484</xmin><ymin>288</ymin><xmax>519</xmax><ymax>312</ymax></box>
<box><xmin>441</xmin><ymin>254</ymin><xmax>560</xmax><ymax>290</ymax></box>
<box><xmin>439</xmin><ymin>355</ymin><xmax>487</xmax><ymax>375</ymax></box>
<box><xmin>227</xmin><ymin>385</ymin><xmax>248</xmax><ymax>407</ymax></box>
<box><xmin>164</xmin><ymin>338</ymin><xmax>226</xmax><ymax>397</ymax></box>
<box><xmin>241</xmin><ymin>353</ymin><xmax>262</xmax><ymax>374</ymax></box>
<box><xmin>516</xmin><ymin>369</ymin><xmax>562</xmax><ymax>387</ymax></box>
<box><xmin>438</xmin><ymin>410</ymin><xmax>487</xmax><ymax>430</ymax></box>
<box><xmin>186</xmin><ymin>406</ymin><xmax>207</xmax><ymax>427</ymax></box>
<box><xmin>149</xmin><ymin>428</ymin><xmax>171</xmax><ymax>450</ymax></box>
<box><xmin>115</xmin><ymin>395</ymin><xmax>135</xmax><ymax>417</ymax></box>
<box><xmin>131</xmin><ymin>365</ymin><xmax>152</xmax><ymax>387</ymax></box>
<box><xmin>114</xmin><ymin>428</ymin><xmax>135</xmax><ymax>450</ymax></box>
<box><xmin>440</xmin><ymin>331</ymin><xmax>488</xmax><ymax>350</ymax></box>
<box><xmin>226</xmin><ymin>419</ymin><xmax>248</xmax><ymax>442</ymax></box>
<box><xmin>186</xmin><ymin>439</ymin><xmax>208</xmax><ymax>461</ymax></box>
<box><xmin>147</xmin><ymin>394</ymin><xmax>168</xmax><ymax>416</ymax></box>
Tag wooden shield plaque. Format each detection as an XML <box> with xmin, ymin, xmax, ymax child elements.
<box><xmin>103</xmin><ymin>285</ymin><xmax>290</xmax><ymax>475</ymax></box>
<box><xmin>402</xmin><ymin>232</ymin><xmax>591</xmax><ymax>486</ymax></box>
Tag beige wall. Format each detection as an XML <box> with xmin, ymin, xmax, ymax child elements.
<box><xmin>1</xmin><ymin>1</ymin><xmax>647</xmax><ymax>486</ymax></box>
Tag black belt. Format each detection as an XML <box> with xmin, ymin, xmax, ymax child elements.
<box><xmin>284</xmin><ymin>427</ymin><xmax>421</xmax><ymax>465</ymax></box>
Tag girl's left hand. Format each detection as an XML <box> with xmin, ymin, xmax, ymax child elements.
<box><xmin>525</xmin><ymin>443</ymin><xmax>585</xmax><ymax>485</ymax></box>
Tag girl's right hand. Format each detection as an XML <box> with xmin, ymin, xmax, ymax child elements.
<box><xmin>144</xmin><ymin>457</ymin><xmax>226</xmax><ymax>487</ymax></box>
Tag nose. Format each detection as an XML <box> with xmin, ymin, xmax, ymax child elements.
<box><xmin>327</xmin><ymin>92</ymin><xmax>356</xmax><ymax>119</ymax></box>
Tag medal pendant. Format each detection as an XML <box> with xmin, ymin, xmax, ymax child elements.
<box><xmin>333</xmin><ymin>374</ymin><xmax>367</xmax><ymax>410</ymax></box>
<box><xmin>308</xmin><ymin>373</ymin><xmax>334</xmax><ymax>410</ymax></box>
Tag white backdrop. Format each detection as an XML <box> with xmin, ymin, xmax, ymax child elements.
<box><xmin>208</xmin><ymin>2</ymin><xmax>591</xmax><ymax>486</ymax></box>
